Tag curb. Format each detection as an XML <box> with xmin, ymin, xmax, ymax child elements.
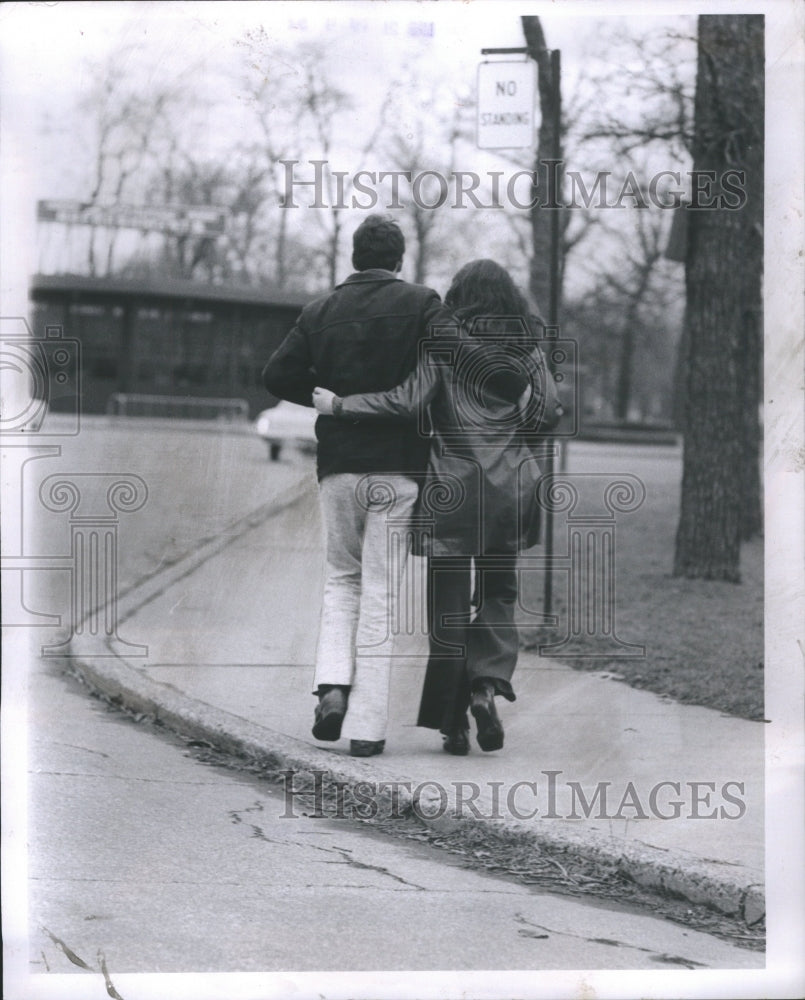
<box><xmin>67</xmin><ymin>647</ymin><xmax>764</xmax><ymax>928</ymax></box>
<box><xmin>63</xmin><ymin>479</ymin><xmax>764</xmax><ymax>929</ymax></box>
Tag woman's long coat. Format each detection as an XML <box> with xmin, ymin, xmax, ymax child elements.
<box><xmin>338</xmin><ymin>321</ymin><xmax>561</xmax><ymax>557</ymax></box>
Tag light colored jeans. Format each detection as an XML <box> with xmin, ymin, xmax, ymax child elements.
<box><xmin>314</xmin><ymin>472</ymin><xmax>419</xmax><ymax>741</ymax></box>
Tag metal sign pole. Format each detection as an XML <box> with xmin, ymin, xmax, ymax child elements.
<box><xmin>479</xmin><ymin>40</ymin><xmax>562</xmax><ymax>620</ymax></box>
<box><xmin>543</xmin><ymin>48</ymin><xmax>562</xmax><ymax>620</ymax></box>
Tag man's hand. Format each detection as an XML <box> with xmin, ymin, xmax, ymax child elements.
<box><xmin>312</xmin><ymin>387</ymin><xmax>337</xmax><ymax>414</ymax></box>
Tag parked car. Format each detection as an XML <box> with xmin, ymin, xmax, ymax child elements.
<box><xmin>254</xmin><ymin>401</ymin><xmax>317</xmax><ymax>461</ymax></box>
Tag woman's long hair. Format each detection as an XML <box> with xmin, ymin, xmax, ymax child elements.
<box><xmin>444</xmin><ymin>259</ymin><xmax>540</xmax><ymax>336</ymax></box>
<box><xmin>444</xmin><ymin>259</ymin><xmax>541</xmax><ymax>403</ymax></box>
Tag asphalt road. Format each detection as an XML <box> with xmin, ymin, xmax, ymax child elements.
<box><xmin>22</xmin><ymin>656</ymin><xmax>759</xmax><ymax>982</ymax></box>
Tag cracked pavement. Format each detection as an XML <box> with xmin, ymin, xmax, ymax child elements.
<box><xmin>20</xmin><ymin>656</ymin><xmax>762</xmax><ymax>981</ymax></box>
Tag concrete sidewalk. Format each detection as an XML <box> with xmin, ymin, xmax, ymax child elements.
<box><xmin>66</xmin><ymin>476</ymin><xmax>765</xmax><ymax>927</ymax></box>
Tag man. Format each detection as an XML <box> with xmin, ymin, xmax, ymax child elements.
<box><xmin>262</xmin><ymin>215</ymin><xmax>445</xmax><ymax>757</ymax></box>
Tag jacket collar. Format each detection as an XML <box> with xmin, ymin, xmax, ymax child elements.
<box><xmin>336</xmin><ymin>269</ymin><xmax>400</xmax><ymax>288</ymax></box>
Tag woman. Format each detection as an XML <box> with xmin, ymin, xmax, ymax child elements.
<box><xmin>313</xmin><ymin>259</ymin><xmax>561</xmax><ymax>754</ymax></box>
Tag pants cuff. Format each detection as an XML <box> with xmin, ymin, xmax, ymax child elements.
<box><xmin>472</xmin><ymin>676</ymin><xmax>516</xmax><ymax>702</ymax></box>
<box><xmin>314</xmin><ymin>683</ymin><xmax>351</xmax><ymax>697</ymax></box>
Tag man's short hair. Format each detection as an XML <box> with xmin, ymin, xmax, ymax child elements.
<box><xmin>352</xmin><ymin>215</ymin><xmax>405</xmax><ymax>272</ymax></box>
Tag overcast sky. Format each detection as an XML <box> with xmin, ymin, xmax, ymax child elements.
<box><xmin>1</xmin><ymin>2</ymin><xmax>700</xmax><ymax>189</ymax></box>
<box><xmin>3</xmin><ymin>1</ymin><xmax>615</xmax><ymax>198</ymax></box>
<box><xmin>0</xmin><ymin>1</ymin><xmax>699</xmax><ymax>295</ymax></box>
<box><xmin>0</xmin><ymin>0</ymin><xmax>798</xmax><ymax>304</ymax></box>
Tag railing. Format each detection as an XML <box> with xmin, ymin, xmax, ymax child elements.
<box><xmin>106</xmin><ymin>393</ymin><xmax>249</xmax><ymax>422</ymax></box>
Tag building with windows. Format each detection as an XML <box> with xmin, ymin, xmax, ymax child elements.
<box><xmin>29</xmin><ymin>274</ymin><xmax>311</xmax><ymax>417</ymax></box>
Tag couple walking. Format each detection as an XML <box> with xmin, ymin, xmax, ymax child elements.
<box><xmin>263</xmin><ymin>216</ymin><xmax>560</xmax><ymax>758</ymax></box>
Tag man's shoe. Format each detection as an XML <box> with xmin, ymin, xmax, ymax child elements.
<box><xmin>442</xmin><ymin>727</ymin><xmax>470</xmax><ymax>756</ymax></box>
<box><xmin>470</xmin><ymin>684</ymin><xmax>504</xmax><ymax>752</ymax></box>
<box><xmin>312</xmin><ymin>689</ymin><xmax>347</xmax><ymax>741</ymax></box>
<box><xmin>349</xmin><ymin>739</ymin><xmax>385</xmax><ymax>757</ymax></box>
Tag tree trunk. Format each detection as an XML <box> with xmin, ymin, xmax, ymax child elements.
<box><xmin>275</xmin><ymin>201</ymin><xmax>289</xmax><ymax>288</ymax></box>
<box><xmin>522</xmin><ymin>16</ymin><xmax>562</xmax><ymax>317</ymax></box>
<box><xmin>88</xmin><ymin>225</ymin><xmax>98</xmax><ymax>277</ymax></box>
<box><xmin>673</xmin><ymin>15</ymin><xmax>764</xmax><ymax>581</ymax></box>
<box><xmin>671</xmin><ymin>322</ymin><xmax>690</xmax><ymax>432</ymax></box>
<box><xmin>412</xmin><ymin>209</ymin><xmax>432</xmax><ymax>285</ymax></box>
<box><xmin>614</xmin><ymin>249</ymin><xmax>662</xmax><ymax>421</ymax></box>
<box><xmin>738</xmin><ymin>20</ymin><xmax>764</xmax><ymax>541</ymax></box>
<box><xmin>328</xmin><ymin>209</ymin><xmax>341</xmax><ymax>288</ymax></box>
<box><xmin>615</xmin><ymin>322</ymin><xmax>636</xmax><ymax>421</ymax></box>
<box><xmin>741</xmin><ymin>297</ymin><xmax>763</xmax><ymax>539</ymax></box>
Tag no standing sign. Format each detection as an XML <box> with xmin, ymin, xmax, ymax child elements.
<box><xmin>477</xmin><ymin>60</ymin><xmax>538</xmax><ymax>149</ymax></box>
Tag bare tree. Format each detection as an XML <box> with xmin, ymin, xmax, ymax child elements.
<box><xmin>598</xmin><ymin>201</ymin><xmax>677</xmax><ymax>420</ymax></box>
<box><xmin>562</xmin><ymin>203</ymin><xmax>682</xmax><ymax>424</ymax></box>
<box><xmin>576</xmin><ymin>24</ymin><xmax>696</xmax><ymax>161</ymax></box>
<box><xmin>263</xmin><ymin>39</ymin><xmax>394</xmax><ymax>288</ymax></box>
<box><xmin>77</xmin><ymin>43</ymin><xmax>191</xmax><ymax>275</ymax></box>
<box><xmin>377</xmin><ymin>62</ymin><xmax>474</xmax><ymax>285</ymax></box>
<box><xmin>236</xmin><ymin>30</ymin><xmax>322</xmax><ymax>287</ymax></box>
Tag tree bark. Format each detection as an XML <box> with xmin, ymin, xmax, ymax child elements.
<box><xmin>738</xmin><ymin>19</ymin><xmax>764</xmax><ymax>541</ymax></box>
<box><xmin>328</xmin><ymin>207</ymin><xmax>341</xmax><ymax>289</ymax></box>
<box><xmin>741</xmin><ymin>296</ymin><xmax>763</xmax><ymax>539</ymax></box>
<box><xmin>615</xmin><ymin>321</ymin><xmax>637</xmax><ymax>422</ymax></box>
<box><xmin>670</xmin><ymin>317</ymin><xmax>690</xmax><ymax>432</ymax></box>
<box><xmin>275</xmin><ymin>201</ymin><xmax>289</xmax><ymax>288</ymax></box>
<box><xmin>614</xmin><ymin>264</ymin><xmax>655</xmax><ymax>421</ymax></box>
<box><xmin>522</xmin><ymin>16</ymin><xmax>562</xmax><ymax>317</ymax></box>
<box><xmin>673</xmin><ymin>15</ymin><xmax>764</xmax><ymax>580</ymax></box>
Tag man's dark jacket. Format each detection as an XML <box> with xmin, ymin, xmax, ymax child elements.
<box><xmin>262</xmin><ymin>269</ymin><xmax>447</xmax><ymax>481</ymax></box>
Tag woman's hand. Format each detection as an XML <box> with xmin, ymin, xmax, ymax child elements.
<box><xmin>312</xmin><ymin>387</ymin><xmax>337</xmax><ymax>414</ymax></box>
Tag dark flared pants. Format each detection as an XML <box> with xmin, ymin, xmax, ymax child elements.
<box><xmin>417</xmin><ymin>553</ymin><xmax>519</xmax><ymax>733</ymax></box>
